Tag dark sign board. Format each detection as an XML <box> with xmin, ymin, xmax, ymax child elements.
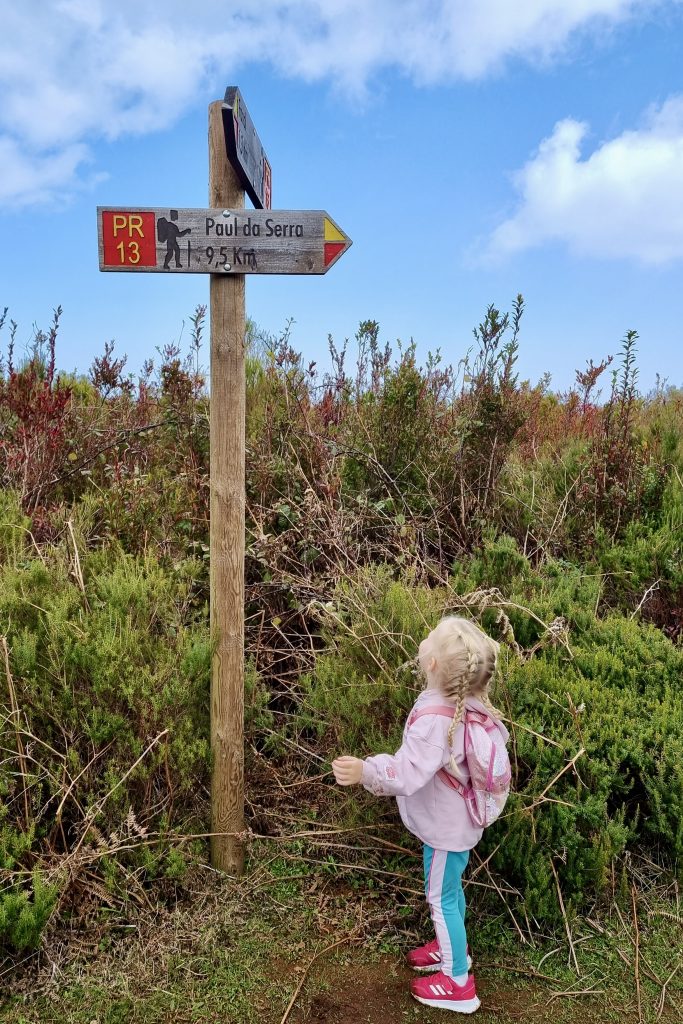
<box><xmin>222</xmin><ymin>87</ymin><xmax>272</xmax><ymax>209</ymax></box>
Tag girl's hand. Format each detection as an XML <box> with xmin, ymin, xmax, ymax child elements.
<box><xmin>331</xmin><ymin>755</ymin><xmax>364</xmax><ymax>786</ymax></box>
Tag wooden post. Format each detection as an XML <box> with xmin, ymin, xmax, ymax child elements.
<box><xmin>208</xmin><ymin>99</ymin><xmax>246</xmax><ymax>874</ymax></box>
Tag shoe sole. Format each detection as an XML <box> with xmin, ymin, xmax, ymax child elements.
<box><xmin>408</xmin><ymin>957</ymin><xmax>473</xmax><ymax>974</ymax></box>
<box><xmin>412</xmin><ymin>994</ymin><xmax>481</xmax><ymax>1013</ymax></box>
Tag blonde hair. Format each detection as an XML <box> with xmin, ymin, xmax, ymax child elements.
<box><xmin>424</xmin><ymin>616</ymin><xmax>502</xmax><ymax>753</ymax></box>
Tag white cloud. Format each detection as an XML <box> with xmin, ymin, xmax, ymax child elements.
<box><xmin>0</xmin><ymin>137</ymin><xmax>92</xmax><ymax>206</ymax></box>
<box><xmin>486</xmin><ymin>96</ymin><xmax>683</xmax><ymax>264</ymax></box>
<box><xmin>0</xmin><ymin>0</ymin><xmax>678</xmax><ymax>206</ymax></box>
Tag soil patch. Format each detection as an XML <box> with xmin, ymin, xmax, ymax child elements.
<box><xmin>287</xmin><ymin>956</ymin><xmax>666</xmax><ymax>1024</ymax></box>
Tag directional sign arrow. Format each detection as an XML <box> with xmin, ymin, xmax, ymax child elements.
<box><xmin>97</xmin><ymin>208</ymin><xmax>351</xmax><ymax>275</ymax></box>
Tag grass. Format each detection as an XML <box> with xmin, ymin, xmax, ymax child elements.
<box><xmin>1</xmin><ymin>847</ymin><xmax>681</xmax><ymax>1024</ymax></box>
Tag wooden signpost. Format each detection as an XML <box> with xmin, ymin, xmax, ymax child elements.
<box><xmin>97</xmin><ymin>92</ymin><xmax>352</xmax><ymax>876</ymax></box>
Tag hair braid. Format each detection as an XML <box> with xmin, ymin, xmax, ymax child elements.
<box><xmin>424</xmin><ymin>617</ymin><xmax>503</xmax><ymax>758</ymax></box>
<box><xmin>446</xmin><ymin>674</ymin><xmax>469</xmax><ymax>751</ymax></box>
<box><xmin>478</xmin><ymin>688</ymin><xmax>503</xmax><ymax>720</ymax></box>
<box><xmin>471</xmin><ymin>640</ymin><xmax>502</xmax><ymax>718</ymax></box>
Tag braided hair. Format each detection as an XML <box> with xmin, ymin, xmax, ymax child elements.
<box><xmin>423</xmin><ymin>616</ymin><xmax>502</xmax><ymax>755</ymax></box>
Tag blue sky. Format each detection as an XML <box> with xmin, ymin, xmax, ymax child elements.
<box><xmin>1</xmin><ymin>1</ymin><xmax>683</xmax><ymax>392</ymax></box>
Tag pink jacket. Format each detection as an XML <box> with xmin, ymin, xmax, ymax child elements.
<box><xmin>360</xmin><ymin>689</ymin><xmax>509</xmax><ymax>852</ymax></box>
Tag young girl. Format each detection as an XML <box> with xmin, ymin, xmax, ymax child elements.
<box><xmin>332</xmin><ymin>615</ymin><xmax>508</xmax><ymax>1014</ymax></box>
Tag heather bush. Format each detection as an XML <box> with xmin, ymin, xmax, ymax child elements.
<box><xmin>287</xmin><ymin>558</ymin><xmax>683</xmax><ymax>921</ymax></box>
<box><xmin>591</xmin><ymin>472</ymin><xmax>683</xmax><ymax>637</ymax></box>
<box><xmin>0</xmin><ymin>868</ymin><xmax>59</xmax><ymax>952</ymax></box>
<box><xmin>0</xmin><ymin>308</ymin><xmax>76</xmax><ymax>512</ymax></box>
<box><xmin>0</xmin><ymin>497</ymin><xmax>212</xmax><ymax>950</ymax></box>
<box><xmin>2</xmin><ymin>296</ymin><xmax>682</xmax><ymax>953</ymax></box>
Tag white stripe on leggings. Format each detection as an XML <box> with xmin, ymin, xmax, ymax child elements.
<box><xmin>426</xmin><ymin>850</ymin><xmax>453</xmax><ymax>975</ymax></box>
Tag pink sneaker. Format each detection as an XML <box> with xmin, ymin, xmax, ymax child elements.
<box><xmin>406</xmin><ymin>939</ymin><xmax>473</xmax><ymax>973</ymax></box>
<box><xmin>406</xmin><ymin>937</ymin><xmax>442</xmax><ymax>972</ymax></box>
<box><xmin>411</xmin><ymin>971</ymin><xmax>480</xmax><ymax>1013</ymax></box>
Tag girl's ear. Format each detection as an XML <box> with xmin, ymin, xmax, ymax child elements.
<box><xmin>428</xmin><ymin>656</ymin><xmax>437</xmax><ymax>674</ymax></box>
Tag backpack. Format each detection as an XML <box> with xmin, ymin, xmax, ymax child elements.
<box><xmin>157</xmin><ymin>217</ymin><xmax>169</xmax><ymax>243</ymax></box>
<box><xmin>408</xmin><ymin>704</ymin><xmax>511</xmax><ymax>828</ymax></box>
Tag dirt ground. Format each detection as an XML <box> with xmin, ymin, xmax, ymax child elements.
<box><xmin>286</xmin><ymin>957</ymin><xmax>648</xmax><ymax>1024</ymax></box>
<box><xmin>2</xmin><ymin>860</ymin><xmax>680</xmax><ymax>1024</ymax></box>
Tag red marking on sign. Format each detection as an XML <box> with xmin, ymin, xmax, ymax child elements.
<box><xmin>324</xmin><ymin>241</ymin><xmax>346</xmax><ymax>267</ymax></box>
<box><xmin>102</xmin><ymin>211</ymin><xmax>156</xmax><ymax>267</ymax></box>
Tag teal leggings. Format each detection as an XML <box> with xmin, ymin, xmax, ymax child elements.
<box><xmin>423</xmin><ymin>846</ymin><xmax>469</xmax><ymax>978</ymax></box>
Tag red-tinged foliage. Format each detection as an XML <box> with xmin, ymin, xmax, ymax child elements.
<box><xmin>0</xmin><ymin>299</ymin><xmax>679</xmax><ymax>622</ymax></box>
<box><xmin>0</xmin><ymin>307</ymin><xmax>76</xmax><ymax>511</ymax></box>
<box><xmin>515</xmin><ymin>355</ymin><xmax>613</xmax><ymax>459</ymax></box>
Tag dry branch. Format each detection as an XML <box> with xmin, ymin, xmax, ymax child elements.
<box><xmin>279</xmin><ymin>934</ymin><xmax>362</xmax><ymax>1024</ymax></box>
<box><xmin>550</xmin><ymin>858</ymin><xmax>580</xmax><ymax>976</ymax></box>
<box><xmin>1</xmin><ymin>635</ymin><xmax>30</xmax><ymax>829</ymax></box>
<box><xmin>631</xmin><ymin>884</ymin><xmax>643</xmax><ymax>1024</ymax></box>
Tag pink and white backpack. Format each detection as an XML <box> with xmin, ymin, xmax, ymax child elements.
<box><xmin>408</xmin><ymin>704</ymin><xmax>511</xmax><ymax>828</ymax></box>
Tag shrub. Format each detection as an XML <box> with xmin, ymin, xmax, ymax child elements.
<box><xmin>284</xmin><ymin>561</ymin><xmax>683</xmax><ymax>922</ymax></box>
<box><xmin>0</xmin><ymin>500</ymin><xmax>212</xmax><ymax>951</ymax></box>
<box><xmin>2</xmin><ymin>297</ymin><xmax>682</xmax><ymax>950</ymax></box>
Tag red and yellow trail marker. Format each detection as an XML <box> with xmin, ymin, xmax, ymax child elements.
<box><xmin>324</xmin><ymin>216</ymin><xmax>351</xmax><ymax>268</ymax></box>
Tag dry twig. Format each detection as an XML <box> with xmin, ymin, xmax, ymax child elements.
<box><xmin>279</xmin><ymin>934</ymin><xmax>362</xmax><ymax>1024</ymax></box>
<box><xmin>1</xmin><ymin>635</ymin><xmax>31</xmax><ymax>829</ymax></box>
<box><xmin>631</xmin><ymin>884</ymin><xmax>643</xmax><ymax>1024</ymax></box>
<box><xmin>547</xmin><ymin>986</ymin><xmax>605</xmax><ymax>1002</ymax></box>
<box><xmin>550</xmin><ymin>859</ymin><xmax>580</xmax><ymax>976</ymax></box>
<box><xmin>472</xmin><ymin>849</ymin><xmax>527</xmax><ymax>944</ymax></box>
<box><xmin>657</xmin><ymin>961</ymin><xmax>681</xmax><ymax>1020</ymax></box>
<box><xmin>66</xmin><ymin>518</ymin><xmax>91</xmax><ymax>612</ymax></box>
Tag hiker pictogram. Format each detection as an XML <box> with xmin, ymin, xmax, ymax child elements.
<box><xmin>157</xmin><ymin>210</ymin><xmax>191</xmax><ymax>268</ymax></box>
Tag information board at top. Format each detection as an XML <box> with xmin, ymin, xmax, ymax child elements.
<box><xmin>222</xmin><ymin>87</ymin><xmax>272</xmax><ymax>209</ymax></box>
<box><xmin>97</xmin><ymin>207</ymin><xmax>351</xmax><ymax>274</ymax></box>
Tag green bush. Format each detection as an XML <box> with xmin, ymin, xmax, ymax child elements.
<box><xmin>2</xmin><ymin>303</ymin><xmax>683</xmax><ymax>953</ymax></box>
<box><xmin>288</xmin><ymin>560</ymin><xmax>683</xmax><ymax>921</ymax></box>
<box><xmin>0</xmin><ymin>495</ymin><xmax>212</xmax><ymax>951</ymax></box>
<box><xmin>0</xmin><ymin>869</ymin><xmax>59</xmax><ymax>951</ymax></box>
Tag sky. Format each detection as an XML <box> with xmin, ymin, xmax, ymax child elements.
<box><xmin>1</xmin><ymin>0</ymin><xmax>683</xmax><ymax>393</ymax></box>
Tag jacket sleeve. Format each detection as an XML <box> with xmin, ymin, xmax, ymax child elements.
<box><xmin>360</xmin><ymin>716</ymin><xmax>450</xmax><ymax>797</ymax></box>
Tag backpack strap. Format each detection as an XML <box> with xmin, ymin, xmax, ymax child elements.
<box><xmin>407</xmin><ymin>704</ymin><xmax>473</xmax><ymax>798</ymax></box>
<box><xmin>407</xmin><ymin>705</ymin><xmax>458</xmax><ymax>727</ymax></box>
<box><xmin>409</xmin><ymin>705</ymin><xmax>497</xmax><ymax>731</ymax></box>
<box><xmin>436</xmin><ymin>767</ymin><xmax>472</xmax><ymax>798</ymax></box>
<box><xmin>465</xmin><ymin>709</ymin><xmax>498</xmax><ymax>732</ymax></box>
